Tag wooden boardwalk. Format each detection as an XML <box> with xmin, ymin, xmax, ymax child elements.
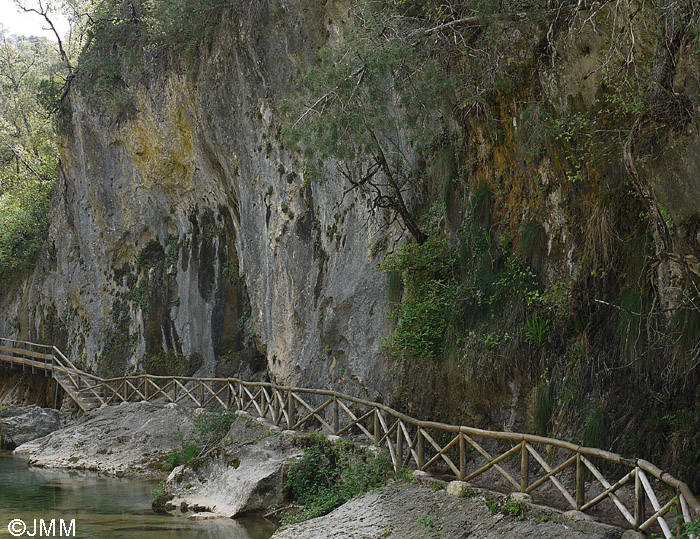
<box><xmin>1</xmin><ymin>337</ymin><xmax>698</xmax><ymax>537</ymax></box>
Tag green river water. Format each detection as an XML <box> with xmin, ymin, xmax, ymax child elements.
<box><xmin>0</xmin><ymin>451</ymin><xmax>277</xmax><ymax>539</ymax></box>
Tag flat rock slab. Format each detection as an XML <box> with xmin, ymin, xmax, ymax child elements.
<box><xmin>272</xmin><ymin>484</ymin><xmax>624</xmax><ymax>539</ymax></box>
<box><xmin>1</xmin><ymin>405</ymin><xmax>60</xmax><ymax>449</ymax></box>
<box><xmin>14</xmin><ymin>402</ymin><xmax>195</xmax><ymax>478</ymax></box>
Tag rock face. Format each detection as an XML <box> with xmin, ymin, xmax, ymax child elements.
<box><xmin>0</xmin><ymin>371</ymin><xmax>60</xmax><ymax>408</ymax></box>
<box><xmin>163</xmin><ymin>413</ymin><xmax>301</xmax><ymax>518</ymax></box>
<box><xmin>1</xmin><ymin>0</ymin><xmax>700</xmax><ymax>483</ymax></box>
<box><xmin>14</xmin><ymin>402</ymin><xmax>195</xmax><ymax>478</ymax></box>
<box><xmin>0</xmin><ymin>0</ymin><xmax>393</xmax><ymax>404</ymax></box>
<box><xmin>272</xmin><ymin>484</ymin><xmax>623</xmax><ymax>539</ymax></box>
<box><xmin>0</xmin><ymin>405</ymin><xmax>60</xmax><ymax>449</ymax></box>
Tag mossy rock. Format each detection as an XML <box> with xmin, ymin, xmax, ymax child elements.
<box><xmin>151</xmin><ymin>492</ymin><xmax>175</xmax><ymax>513</ymax></box>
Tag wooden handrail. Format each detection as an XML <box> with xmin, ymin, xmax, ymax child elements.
<box><xmin>0</xmin><ymin>337</ymin><xmax>698</xmax><ymax>532</ymax></box>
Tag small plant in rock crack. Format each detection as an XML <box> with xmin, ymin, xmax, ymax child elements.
<box><xmin>417</xmin><ymin>513</ymin><xmax>445</xmax><ymax>539</ymax></box>
<box><xmin>486</xmin><ymin>498</ymin><xmax>499</xmax><ymax>515</ymax></box>
<box><xmin>525</xmin><ymin>313</ymin><xmax>549</xmax><ymax>349</ymax></box>
<box><xmin>485</xmin><ymin>497</ymin><xmax>525</xmax><ymax>520</ymax></box>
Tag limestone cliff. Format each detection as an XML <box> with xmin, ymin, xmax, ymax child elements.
<box><xmin>1</xmin><ymin>1</ymin><xmax>393</xmax><ymax>400</ymax></box>
<box><xmin>1</xmin><ymin>0</ymin><xmax>700</xmax><ymax>490</ymax></box>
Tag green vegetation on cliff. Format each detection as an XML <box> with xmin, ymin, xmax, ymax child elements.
<box><xmin>0</xmin><ymin>31</ymin><xmax>59</xmax><ymax>288</ymax></box>
<box><xmin>280</xmin><ymin>0</ymin><xmax>700</xmax><ymax>490</ymax></box>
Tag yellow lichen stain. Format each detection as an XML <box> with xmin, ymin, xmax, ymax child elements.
<box><xmin>125</xmin><ymin>77</ymin><xmax>197</xmax><ymax>197</ymax></box>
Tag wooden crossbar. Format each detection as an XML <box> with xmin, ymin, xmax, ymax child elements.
<box><xmin>423</xmin><ymin>433</ymin><xmax>461</xmax><ymax>474</ymax></box>
<box><xmin>292</xmin><ymin>394</ymin><xmax>334</xmax><ymax>432</ymax></box>
<box><xmin>274</xmin><ymin>390</ymin><xmax>288</xmax><ymax>426</ymax></box>
<box><xmin>639</xmin><ymin>496</ymin><xmax>678</xmax><ymax>534</ymax></box>
<box><xmin>581</xmin><ymin>456</ymin><xmax>635</xmax><ymax>525</ymax></box>
<box><xmin>465</xmin><ymin>443</ymin><xmax>522</xmax><ymax>484</ymax></box>
<box><xmin>375</xmin><ymin>409</ymin><xmax>397</xmax><ymax>465</ymax></box>
<box><xmin>526</xmin><ymin>454</ymin><xmax>577</xmax><ymax>494</ymax></box>
<box><xmin>337</xmin><ymin>400</ymin><xmax>374</xmax><ymax>440</ymax></box>
<box><xmin>377</xmin><ymin>418</ymin><xmax>400</xmax><ymax>447</ymax></box>
<box><xmin>400</xmin><ymin>421</ymin><xmax>420</xmax><ymax>468</ymax></box>
<box><xmin>103</xmin><ymin>383</ymin><xmax>127</xmax><ymax>404</ymax></box>
<box><xmin>200</xmin><ymin>382</ymin><xmax>227</xmax><ymax>408</ymax></box>
<box><xmin>637</xmin><ymin>469</ymin><xmax>673</xmax><ymax>537</ymax></box>
<box><xmin>581</xmin><ymin>470</ymin><xmax>635</xmax><ymax>511</ymax></box>
<box><xmin>241</xmin><ymin>386</ymin><xmax>263</xmax><ymax>415</ymax></box>
<box><xmin>149</xmin><ymin>379</ymin><xmax>176</xmax><ymax>402</ymax></box>
<box><xmin>261</xmin><ymin>387</ymin><xmax>272</xmax><ymax>418</ymax></box>
<box><xmin>580</xmin><ymin>468</ymin><xmax>635</xmax><ymax>512</ymax></box>
<box><xmin>528</xmin><ymin>444</ymin><xmax>577</xmax><ymax>509</ymax></box>
<box><xmin>124</xmin><ymin>378</ymin><xmax>146</xmax><ymax>401</ymax></box>
<box><xmin>464</xmin><ymin>433</ymin><xmax>519</xmax><ymax>490</ymax></box>
<box><xmin>173</xmin><ymin>379</ymin><xmax>201</xmax><ymax>406</ymax></box>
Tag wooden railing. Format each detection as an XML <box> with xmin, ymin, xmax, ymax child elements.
<box><xmin>0</xmin><ymin>338</ymin><xmax>105</xmax><ymax>409</ymax></box>
<box><xmin>0</xmin><ymin>337</ymin><xmax>698</xmax><ymax>537</ymax></box>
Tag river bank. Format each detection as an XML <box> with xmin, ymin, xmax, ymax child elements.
<box><xmin>0</xmin><ymin>450</ymin><xmax>276</xmax><ymax>539</ymax></box>
<box><xmin>10</xmin><ymin>402</ymin><xmax>633</xmax><ymax>538</ymax></box>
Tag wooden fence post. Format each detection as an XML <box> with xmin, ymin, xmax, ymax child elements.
<box><xmin>396</xmin><ymin>423</ymin><xmax>403</xmax><ymax>471</ymax></box>
<box><xmin>374</xmin><ymin>408</ymin><xmax>380</xmax><ymax>444</ymax></box>
<box><xmin>460</xmin><ymin>433</ymin><xmax>466</xmax><ymax>481</ymax></box>
<box><xmin>261</xmin><ymin>388</ymin><xmax>267</xmax><ymax>418</ymax></box>
<box><xmin>287</xmin><ymin>391</ymin><xmax>295</xmax><ymax>429</ymax></box>
<box><xmin>417</xmin><ymin>428</ymin><xmax>424</xmax><ymax>470</ymax></box>
<box><xmin>53</xmin><ymin>356</ymin><xmax>59</xmax><ymax>409</ymax></box>
<box><xmin>635</xmin><ymin>468</ymin><xmax>645</xmax><ymax>529</ymax></box>
<box><xmin>333</xmin><ymin>397</ymin><xmax>339</xmax><ymax>435</ymax></box>
<box><xmin>521</xmin><ymin>441</ymin><xmax>529</xmax><ymax>493</ymax></box>
<box><xmin>576</xmin><ymin>453</ymin><xmax>585</xmax><ymax>510</ymax></box>
<box><xmin>144</xmin><ymin>376</ymin><xmax>149</xmax><ymax>401</ymax></box>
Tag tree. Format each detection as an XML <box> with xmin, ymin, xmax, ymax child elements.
<box><xmin>0</xmin><ymin>27</ymin><xmax>59</xmax><ymax>285</ymax></box>
<box><xmin>0</xmin><ymin>27</ymin><xmax>60</xmax><ymax>190</ymax></box>
<box><xmin>13</xmin><ymin>0</ymin><xmax>73</xmax><ymax>71</ymax></box>
<box><xmin>281</xmin><ymin>6</ymin><xmax>455</xmax><ymax>245</ymax></box>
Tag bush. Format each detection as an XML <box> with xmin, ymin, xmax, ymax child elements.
<box><xmin>168</xmin><ymin>407</ymin><xmax>238</xmax><ymax>468</ymax></box>
<box><xmin>381</xmin><ymin>237</ymin><xmax>457</xmax><ymax>362</ymax></box>
<box><xmin>284</xmin><ymin>435</ymin><xmax>395</xmax><ymax>523</ymax></box>
<box><xmin>0</xmin><ymin>180</ymin><xmax>54</xmax><ymax>287</ymax></box>
<box><xmin>167</xmin><ymin>442</ymin><xmax>200</xmax><ymax>467</ymax></box>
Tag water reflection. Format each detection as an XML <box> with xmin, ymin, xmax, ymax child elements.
<box><xmin>0</xmin><ymin>451</ymin><xmax>276</xmax><ymax>539</ymax></box>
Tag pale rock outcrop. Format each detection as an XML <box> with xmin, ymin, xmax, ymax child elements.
<box><xmin>0</xmin><ymin>405</ymin><xmax>60</xmax><ymax>449</ymax></box>
<box><xmin>272</xmin><ymin>484</ymin><xmax>623</xmax><ymax>539</ymax></box>
<box><xmin>14</xmin><ymin>401</ymin><xmax>195</xmax><ymax>478</ymax></box>
<box><xmin>166</xmin><ymin>434</ymin><xmax>301</xmax><ymax>518</ymax></box>
<box><xmin>162</xmin><ymin>412</ymin><xmax>302</xmax><ymax>518</ymax></box>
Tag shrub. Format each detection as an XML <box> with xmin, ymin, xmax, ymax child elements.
<box><xmin>168</xmin><ymin>408</ymin><xmax>238</xmax><ymax>469</ymax></box>
<box><xmin>381</xmin><ymin>237</ymin><xmax>457</xmax><ymax>361</ymax></box>
<box><xmin>284</xmin><ymin>435</ymin><xmax>394</xmax><ymax>523</ymax></box>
